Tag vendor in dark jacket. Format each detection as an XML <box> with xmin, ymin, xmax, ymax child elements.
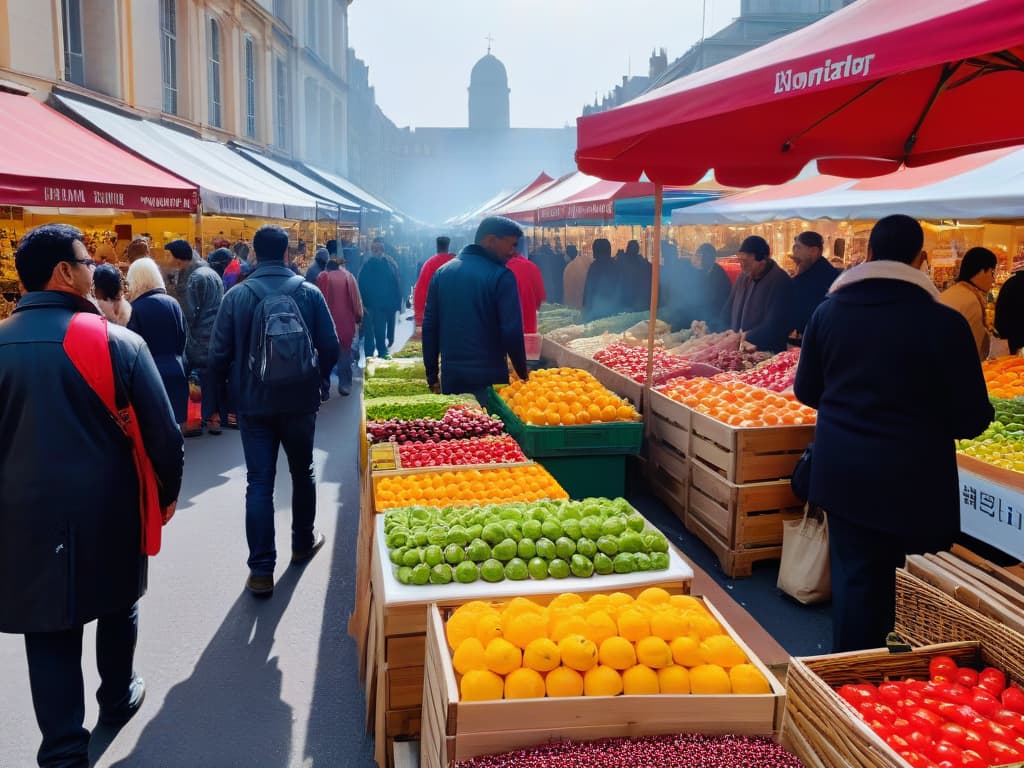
<box><xmin>358</xmin><ymin>238</ymin><xmax>401</xmax><ymax>359</ymax></box>
<box><xmin>789</xmin><ymin>231</ymin><xmax>839</xmax><ymax>344</ymax></box>
<box><xmin>996</xmin><ymin>264</ymin><xmax>1024</xmax><ymax>354</ymax></box>
<box><xmin>581</xmin><ymin>238</ymin><xmax>623</xmax><ymax>321</ymax></box>
<box><xmin>618</xmin><ymin>240</ymin><xmax>653</xmax><ymax>313</ymax></box>
<box><xmin>422</xmin><ymin>216</ymin><xmax>529</xmax><ymax>406</ymax></box>
<box><xmin>722</xmin><ymin>236</ymin><xmax>794</xmax><ymax>352</ymax></box>
<box><xmin>794</xmin><ymin>214</ymin><xmax>993</xmax><ymax>653</ymax></box>
<box><xmin>0</xmin><ymin>224</ymin><xmax>184</xmax><ymax>768</ymax></box>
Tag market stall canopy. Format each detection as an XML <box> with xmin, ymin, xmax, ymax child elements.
<box><xmin>576</xmin><ymin>0</ymin><xmax>1024</xmax><ymax>187</ymax></box>
<box><xmin>298</xmin><ymin>162</ymin><xmax>394</xmax><ymax>214</ymax></box>
<box><xmin>0</xmin><ymin>92</ymin><xmax>197</xmax><ymax>212</ymax></box>
<box><xmin>498</xmin><ymin>172</ymin><xmax>604</xmax><ymax>222</ymax></box>
<box><xmin>55</xmin><ymin>93</ymin><xmax>322</xmax><ymax>220</ymax></box>
<box><xmin>671</xmin><ymin>145</ymin><xmax>1024</xmax><ymax>224</ymax></box>
<box><xmin>535</xmin><ymin>176</ymin><xmax>729</xmax><ymax>225</ymax></box>
<box><xmin>231</xmin><ymin>145</ymin><xmax>361</xmax><ymax>224</ymax></box>
<box><xmin>446</xmin><ymin>172</ymin><xmax>555</xmax><ymax>227</ymax></box>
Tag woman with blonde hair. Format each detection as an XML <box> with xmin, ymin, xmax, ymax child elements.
<box><xmin>127</xmin><ymin>258</ymin><xmax>189</xmax><ymax>428</ymax></box>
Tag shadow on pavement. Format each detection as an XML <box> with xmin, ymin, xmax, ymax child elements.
<box><xmin>101</xmin><ymin>566</ymin><xmax>306</xmax><ymax>768</ymax></box>
<box><xmin>175</xmin><ymin>429</ymin><xmax>248</xmax><ymax>514</ymax></box>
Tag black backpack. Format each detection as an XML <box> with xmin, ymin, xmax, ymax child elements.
<box><xmin>245</xmin><ymin>275</ymin><xmax>319</xmax><ymax>387</ymax></box>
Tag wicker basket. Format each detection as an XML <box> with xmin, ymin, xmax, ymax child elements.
<box><xmin>894</xmin><ymin>567</ymin><xmax>1024</xmax><ymax>683</ymax></box>
<box><xmin>783</xmin><ymin>642</ymin><xmax>986</xmax><ymax>768</ymax></box>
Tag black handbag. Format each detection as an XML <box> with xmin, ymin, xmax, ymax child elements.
<box><xmin>791</xmin><ymin>442</ymin><xmax>813</xmax><ymax>502</ymax></box>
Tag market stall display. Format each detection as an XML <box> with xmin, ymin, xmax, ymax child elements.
<box><xmin>372</xmin><ymin>465</ymin><xmax>569</xmax><ymax>511</ymax></box>
<box><xmin>497</xmin><ymin>368</ymin><xmax>639</xmax><ymax>425</ymax></box>
<box><xmin>367</xmin><ymin>359</ymin><xmax>428</xmax><ymax>380</ymax></box>
<box><xmin>364</xmin><ymin>379</ymin><xmax>433</xmax><ymax>398</ymax></box>
<box><xmin>367</xmin><ymin>406</ymin><xmax>506</xmax><ymax>445</ymax></box>
<box><xmin>395</xmin><ymin>436</ymin><xmax>527</xmax><ymax>469</ymax></box>
<box><xmin>365</xmin><ymin>394</ymin><xmax>477</xmax><ymax>422</ymax></box>
<box><xmin>714</xmin><ymin>349</ymin><xmax>802</xmax><ymax>393</ymax></box>
<box><xmin>592</xmin><ymin>342</ymin><xmax>695</xmax><ymax>385</ymax></box>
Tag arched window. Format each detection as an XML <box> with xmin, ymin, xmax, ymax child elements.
<box><xmin>159</xmin><ymin>0</ymin><xmax>177</xmax><ymax>113</ymax></box>
<box><xmin>207</xmin><ymin>18</ymin><xmax>222</xmax><ymax>128</ymax></box>
<box><xmin>244</xmin><ymin>36</ymin><xmax>257</xmax><ymax>138</ymax></box>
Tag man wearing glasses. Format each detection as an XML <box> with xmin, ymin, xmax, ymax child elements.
<box><xmin>0</xmin><ymin>224</ymin><xmax>184</xmax><ymax>768</ymax></box>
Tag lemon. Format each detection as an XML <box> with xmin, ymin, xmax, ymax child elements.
<box><xmin>584</xmin><ymin>664</ymin><xmax>623</xmax><ymax>696</ymax></box>
<box><xmin>657</xmin><ymin>665</ymin><xmax>691</xmax><ymax>694</ymax></box>
<box><xmin>545</xmin><ymin>666</ymin><xmax>584</xmax><ymax>697</ymax></box>
<box><xmin>637</xmin><ymin>587</ymin><xmax>671</xmax><ymax>606</ymax></box>
<box><xmin>635</xmin><ymin>636</ymin><xmax>673</xmax><ymax>669</ymax></box>
<box><xmin>461</xmin><ymin>669</ymin><xmax>504</xmax><ymax>701</ymax></box>
<box><xmin>504</xmin><ymin>612</ymin><xmax>548</xmax><ymax>650</ymax></box>
<box><xmin>700</xmin><ymin>634</ymin><xmax>747</xmax><ymax>667</ymax></box>
<box><xmin>730</xmin><ymin>664</ymin><xmax>771</xmax><ymax>694</ymax></box>
<box><xmin>558</xmin><ymin>634</ymin><xmax>598</xmax><ymax>672</ymax></box>
<box><xmin>547</xmin><ymin>593</ymin><xmax>584</xmax><ymax>611</ymax></box>
<box><xmin>650</xmin><ymin>610</ymin><xmax>689</xmax><ymax>642</ymax></box>
<box><xmin>484</xmin><ymin>637</ymin><xmax>522</xmax><ymax>675</ymax></box>
<box><xmin>608</xmin><ymin>592</ymin><xmax>635</xmax><ymax>609</ymax></box>
<box><xmin>622</xmin><ymin>664</ymin><xmax>660</xmax><ymax>695</ymax></box>
<box><xmin>670</xmin><ymin>636</ymin><xmax>703</xmax><ymax>667</ymax></box>
<box><xmin>688</xmin><ymin>614</ymin><xmax>723</xmax><ymax>640</ymax></box>
<box><xmin>550</xmin><ymin>614</ymin><xmax>588</xmax><ymax>643</ymax></box>
<box><xmin>598</xmin><ymin>636</ymin><xmax>637</xmax><ymax>670</ymax></box>
<box><xmin>474</xmin><ymin>611</ymin><xmax>503</xmax><ymax>646</ymax></box>
<box><xmin>583</xmin><ymin>611</ymin><xmax>618</xmax><ymax>646</ymax></box>
<box><xmin>669</xmin><ymin>595</ymin><xmax>709</xmax><ymax>615</ymax></box>
<box><xmin>504</xmin><ymin>667</ymin><xmax>546</xmax><ymax>699</ymax></box>
<box><xmin>689</xmin><ymin>664</ymin><xmax>731</xmax><ymax>694</ymax></box>
<box><xmin>523</xmin><ymin>637</ymin><xmax>561</xmax><ymax>673</ymax></box>
<box><xmin>452</xmin><ymin>637</ymin><xmax>487</xmax><ymax>675</ymax></box>
<box><xmin>617</xmin><ymin>609</ymin><xmax>650</xmax><ymax>642</ymax></box>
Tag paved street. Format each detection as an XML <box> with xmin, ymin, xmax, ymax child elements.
<box><xmin>0</xmin><ymin>369</ymin><xmax>375</xmax><ymax>767</ymax></box>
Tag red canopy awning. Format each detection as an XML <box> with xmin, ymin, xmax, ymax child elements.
<box><xmin>0</xmin><ymin>93</ymin><xmax>197</xmax><ymax>211</ymax></box>
<box><xmin>576</xmin><ymin>0</ymin><xmax>1024</xmax><ymax>187</ymax></box>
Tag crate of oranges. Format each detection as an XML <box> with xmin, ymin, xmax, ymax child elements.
<box><xmin>488</xmin><ymin>369</ymin><xmax>643</xmax><ymax>458</ymax></box>
<box><xmin>419</xmin><ymin>589</ymin><xmax>785</xmax><ymax>768</ymax></box>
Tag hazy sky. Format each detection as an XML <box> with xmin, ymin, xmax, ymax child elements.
<box><xmin>348</xmin><ymin>0</ymin><xmax>742</xmax><ymax>129</ymax></box>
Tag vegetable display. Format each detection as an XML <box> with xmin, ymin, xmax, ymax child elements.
<box><xmin>983</xmin><ymin>357</ymin><xmax>1024</xmax><ymax>399</ymax></box>
<box><xmin>537</xmin><ymin>305</ymin><xmax>582</xmax><ymax>335</ymax></box>
<box><xmin>391</xmin><ymin>340</ymin><xmax>423</xmax><ymax>359</ymax></box>
<box><xmin>397</xmin><ymin>435</ymin><xmax>527</xmax><ymax>468</ymax></box>
<box><xmin>367</xmin><ymin>405</ymin><xmax>505</xmax><ymax>444</ymax></box>
<box><xmin>444</xmin><ymin>590</ymin><xmax>770</xmax><ymax>701</ymax></box>
<box><xmin>714</xmin><ymin>348</ymin><xmax>802</xmax><ymax>392</ymax></box>
<box><xmin>374</xmin><ymin>464</ymin><xmax>568</xmax><ymax>511</ymax></box>
<box><xmin>958</xmin><ymin>397</ymin><xmax>1024</xmax><ymax>472</ymax></box>
<box><xmin>498</xmin><ymin>368</ymin><xmax>639</xmax><ymax>425</ymax></box>
<box><xmin>364</xmin><ymin>378</ymin><xmax>432</xmax><ymax>399</ymax></box>
<box><xmin>835</xmin><ymin>654</ymin><xmax>1024</xmax><ymax>767</ymax></box>
<box><xmin>366</xmin><ymin>359</ymin><xmax>427</xmax><ymax>379</ymax></box>
<box><xmin>657</xmin><ymin>378</ymin><xmax>817</xmax><ymax>427</ymax></box>
<box><xmin>364</xmin><ymin>394</ymin><xmax>475</xmax><ymax>422</ymax></box>
<box><xmin>593</xmin><ymin>342</ymin><xmax>693</xmax><ymax>383</ymax></box>
<box><xmin>383</xmin><ymin>498</ymin><xmax>670</xmax><ymax>584</ymax></box>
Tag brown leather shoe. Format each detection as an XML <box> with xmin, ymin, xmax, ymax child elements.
<box><xmin>291</xmin><ymin>531</ymin><xmax>326</xmax><ymax>565</ymax></box>
<box><xmin>245</xmin><ymin>573</ymin><xmax>274</xmax><ymax>596</ymax></box>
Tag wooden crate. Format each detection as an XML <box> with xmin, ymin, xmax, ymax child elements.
<box><xmin>646</xmin><ymin>390</ymin><xmax>692</xmax><ymax>450</ymax></box>
<box><xmin>589</xmin><ymin>360</ymin><xmax>645</xmax><ymax>410</ymax></box>
<box><xmin>689</xmin><ymin>460</ymin><xmax>803</xmax><ymax>552</ymax></box>
<box><xmin>420</xmin><ymin>597</ymin><xmax>786</xmax><ymax>768</ymax></box>
<box><xmin>782</xmin><ymin>642</ymin><xmax>997</xmax><ymax>768</ymax></box>
<box><xmin>645</xmin><ymin>441</ymin><xmax>689</xmax><ymax>523</ymax></box>
<box><xmin>684</xmin><ymin>511</ymin><xmax>784</xmax><ymax>580</ymax></box>
<box><xmin>689</xmin><ymin>411</ymin><xmax>813</xmax><ymax>484</ymax></box>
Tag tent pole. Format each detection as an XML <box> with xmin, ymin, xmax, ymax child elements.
<box><xmin>644</xmin><ymin>184</ymin><xmax>663</xmax><ymax>412</ymax></box>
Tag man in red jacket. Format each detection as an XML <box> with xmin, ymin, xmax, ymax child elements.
<box><xmin>506</xmin><ymin>245</ymin><xmax>546</xmax><ymax>334</ymax></box>
<box><xmin>413</xmin><ymin>236</ymin><xmax>455</xmax><ymax>329</ymax></box>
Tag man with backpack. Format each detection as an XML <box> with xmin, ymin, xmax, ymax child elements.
<box><xmin>210</xmin><ymin>225</ymin><xmax>340</xmax><ymax>596</ymax></box>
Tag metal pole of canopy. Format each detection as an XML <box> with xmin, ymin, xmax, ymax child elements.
<box><xmin>643</xmin><ymin>184</ymin><xmax>663</xmax><ymax>412</ymax></box>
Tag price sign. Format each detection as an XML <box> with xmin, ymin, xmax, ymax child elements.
<box><xmin>959</xmin><ymin>467</ymin><xmax>1024</xmax><ymax>560</ymax></box>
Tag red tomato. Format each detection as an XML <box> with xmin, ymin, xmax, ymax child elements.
<box><xmin>970</xmin><ymin>687</ymin><xmax>1000</xmax><ymax>717</ymax></box>
<box><xmin>929</xmin><ymin>656</ymin><xmax>959</xmax><ymax>680</ymax></box>
<box><xmin>909</xmin><ymin>707</ymin><xmax>943</xmax><ymax>735</ymax></box>
<box><xmin>938</xmin><ymin>722</ymin><xmax>968</xmax><ymax>747</ymax></box>
<box><xmin>988</xmin><ymin>739</ymin><xmax>1024</xmax><ymax>762</ymax></box>
<box><xmin>904</xmin><ymin>730</ymin><xmax>932</xmax><ymax>752</ymax></box>
<box><xmin>868</xmin><ymin>719</ymin><xmax>894</xmax><ymax>740</ymax></box>
<box><xmin>993</xmin><ymin>707</ymin><xmax>1024</xmax><ymax>736</ymax></box>
<box><xmin>955</xmin><ymin>668</ymin><xmax>979</xmax><ymax>688</ymax></box>
<box><xmin>979</xmin><ymin>667</ymin><xmax>1008</xmax><ymax>697</ymax></box>
<box><xmin>960</xmin><ymin>749</ymin><xmax>988</xmax><ymax>768</ymax></box>
<box><xmin>886</xmin><ymin>733</ymin><xmax>910</xmax><ymax>751</ymax></box>
<box><xmin>948</xmin><ymin>704</ymin><xmax>988</xmax><ymax>730</ymax></box>
<box><xmin>982</xmin><ymin>719</ymin><xmax>1019</xmax><ymax>744</ymax></box>
<box><xmin>932</xmin><ymin>683</ymin><xmax>972</xmax><ymax>706</ymax></box>
<box><xmin>929</xmin><ymin>741</ymin><xmax>964</xmax><ymax>763</ymax></box>
<box><xmin>838</xmin><ymin>683</ymin><xmax>878</xmax><ymax>706</ymax></box>
<box><xmin>1002</xmin><ymin>685</ymin><xmax>1024</xmax><ymax>715</ymax></box>
<box><xmin>878</xmin><ymin>682</ymin><xmax>906</xmax><ymax>704</ymax></box>
<box><xmin>899</xmin><ymin>752</ymin><xmax>939</xmax><ymax>768</ymax></box>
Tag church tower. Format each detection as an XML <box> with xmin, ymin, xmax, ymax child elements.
<box><xmin>468</xmin><ymin>41</ymin><xmax>510</xmax><ymax>131</ymax></box>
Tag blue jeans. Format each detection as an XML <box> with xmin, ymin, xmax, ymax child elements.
<box><xmin>363</xmin><ymin>308</ymin><xmax>389</xmax><ymax>358</ymax></box>
<box><xmin>24</xmin><ymin>602</ymin><xmax>139</xmax><ymax>768</ymax></box>
<box><xmin>336</xmin><ymin>348</ymin><xmax>353</xmax><ymax>391</ymax></box>
<box><xmin>239</xmin><ymin>413</ymin><xmax>318</xmax><ymax>575</ymax></box>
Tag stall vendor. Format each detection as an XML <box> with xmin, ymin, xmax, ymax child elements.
<box><xmin>789</xmin><ymin>231</ymin><xmax>840</xmax><ymax>344</ymax></box>
<box><xmin>722</xmin><ymin>236</ymin><xmax>794</xmax><ymax>352</ymax></box>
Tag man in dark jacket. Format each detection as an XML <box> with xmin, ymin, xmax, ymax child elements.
<box><xmin>358</xmin><ymin>238</ymin><xmax>401</xmax><ymax>359</ymax></box>
<box><xmin>304</xmin><ymin>246</ymin><xmax>329</xmax><ymax>284</ymax></box>
<box><xmin>582</xmin><ymin>238</ymin><xmax>623</xmax><ymax>322</ymax></box>
<box><xmin>996</xmin><ymin>263</ymin><xmax>1024</xmax><ymax>354</ymax></box>
<box><xmin>723</xmin><ymin>236</ymin><xmax>794</xmax><ymax>352</ymax></box>
<box><xmin>789</xmin><ymin>231</ymin><xmax>839</xmax><ymax>344</ymax></box>
<box><xmin>209</xmin><ymin>225</ymin><xmax>340</xmax><ymax>596</ymax></box>
<box><xmin>0</xmin><ymin>224</ymin><xmax>184</xmax><ymax>768</ymax></box>
<box><xmin>618</xmin><ymin>240</ymin><xmax>653</xmax><ymax>313</ymax></box>
<box><xmin>168</xmin><ymin>239</ymin><xmax>225</xmax><ymax>434</ymax></box>
<box><xmin>795</xmin><ymin>214</ymin><xmax>993</xmax><ymax>653</ymax></box>
<box><xmin>422</xmin><ymin>216</ymin><xmax>529</xmax><ymax>405</ymax></box>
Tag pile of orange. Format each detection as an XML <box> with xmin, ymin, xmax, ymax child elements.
<box><xmin>657</xmin><ymin>378</ymin><xmax>816</xmax><ymax>427</ymax></box>
<box><xmin>983</xmin><ymin>356</ymin><xmax>1024</xmax><ymax>399</ymax></box>
<box><xmin>500</xmin><ymin>368</ymin><xmax>639</xmax><ymax>426</ymax></box>
<box><xmin>374</xmin><ymin>465</ymin><xmax>568</xmax><ymax>510</ymax></box>
<box><xmin>446</xmin><ymin>588</ymin><xmax>771</xmax><ymax>701</ymax></box>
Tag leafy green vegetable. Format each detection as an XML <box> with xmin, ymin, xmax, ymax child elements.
<box><xmin>392</xmin><ymin>341</ymin><xmax>423</xmax><ymax>359</ymax></box>
<box><xmin>364</xmin><ymin>394</ymin><xmax>475</xmax><ymax>422</ymax></box>
<box><xmin>364</xmin><ymin>379</ymin><xmax>431</xmax><ymax>398</ymax></box>
<box><xmin>367</xmin><ymin>360</ymin><xmax>427</xmax><ymax>380</ymax></box>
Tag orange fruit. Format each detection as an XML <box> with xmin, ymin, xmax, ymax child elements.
<box><xmin>484</xmin><ymin>638</ymin><xmax>522</xmax><ymax>675</ymax></box>
<box><xmin>452</xmin><ymin>637</ymin><xmax>488</xmax><ymax>675</ymax></box>
<box><xmin>461</xmin><ymin>669</ymin><xmax>505</xmax><ymax>701</ymax></box>
<box><xmin>598</xmin><ymin>636</ymin><xmax>637</xmax><ymax>670</ymax></box>
<box><xmin>635</xmin><ymin>636</ymin><xmax>673</xmax><ymax>669</ymax></box>
<box><xmin>700</xmin><ymin>634</ymin><xmax>747</xmax><ymax>667</ymax></box>
<box><xmin>730</xmin><ymin>664</ymin><xmax>771</xmax><ymax>694</ymax></box>
<box><xmin>523</xmin><ymin>637</ymin><xmax>561</xmax><ymax>672</ymax></box>
<box><xmin>584</xmin><ymin>665</ymin><xmax>623</xmax><ymax>696</ymax></box>
<box><xmin>670</xmin><ymin>636</ymin><xmax>703</xmax><ymax>667</ymax></box>
<box><xmin>617</xmin><ymin>609</ymin><xmax>650</xmax><ymax>642</ymax></box>
<box><xmin>504</xmin><ymin>667</ymin><xmax>546</xmax><ymax>699</ymax></box>
<box><xmin>504</xmin><ymin>612</ymin><xmax>548</xmax><ymax>650</ymax></box>
<box><xmin>657</xmin><ymin>665</ymin><xmax>691</xmax><ymax>694</ymax></box>
<box><xmin>545</xmin><ymin>666</ymin><xmax>584</xmax><ymax>697</ymax></box>
<box><xmin>558</xmin><ymin>634</ymin><xmax>598</xmax><ymax>672</ymax></box>
<box><xmin>621</xmin><ymin>664</ymin><xmax>660</xmax><ymax>695</ymax></box>
<box><xmin>690</xmin><ymin>664</ymin><xmax>731</xmax><ymax>694</ymax></box>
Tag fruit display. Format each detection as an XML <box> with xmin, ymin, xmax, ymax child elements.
<box><xmin>367</xmin><ymin>405</ymin><xmax>505</xmax><ymax>444</ymax></box>
<box><xmin>957</xmin><ymin>397</ymin><xmax>1024</xmax><ymax>471</ymax></box>
<box><xmin>498</xmin><ymin>368</ymin><xmax>640</xmax><ymax>425</ymax></box>
<box><xmin>383</xmin><ymin>498</ymin><xmax>670</xmax><ymax>585</ymax></box>
<box><xmin>657</xmin><ymin>378</ymin><xmax>817</xmax><ymax>427</ymax></box>
<box><xmin>363</xmin><ymin>378</ymin><xmax>432</xmax><ymax>398</ymax></box>
<box><xmin>364</xmin><ymin>394</ymin><xmax>475</xmax><ymax>422</ymax></box>
<box><xmin>366</xmin><ymin>359</ymin><xmax>427</xmax><ymax>379</ymax></box>
<box><xmin>374</xmin><ymin>464</ymin><xmax>568</xmax><ymax>511</ymax></box>
<box><xmin>835</xmin><ymin>654</ymin><xmax>1024</xmax><ymax>767</ymax></box>
<box><xmin>454</xmin><ymin>734</ymin><xmax>803</xmax><ymax>768</ymax></box>
<box><xmin>714</xmin><ymin>348</ymin><xmax>802</xmax><ymax>392</ymax></box>
<box><xmin>565</xmin><ymin>333</ymin><xmax>618</xmax><ymax>357</ymax></box>
<box><xmin>391</xmin><ymin>340</ymin><xmax>423</xmax><ymax>359</ymax></box>
<box><xmin>983</xmin><ymin>357</ymin><xmax>1024</xmax><ymax>399</ymax></box>
<box><xmin>444</xmin><ymin>590</ymin><xmax>771</xmax><ymax>700</ymax></box>
<box><xmin>397</xmin><ymin>435</ymin><xmax>527</xmax><ymax>468</ymax></box>
<box><xmin>593</xmin><ymin>343</ymin><xmax>694</xmax><ymax>383</ymax></box>
<box><xmin>546</xmin><ymin>311</ymin><xmax>652</xmax><ymax>345</ymax></box>
<box><xmin>537</xmin><ymin>305</ymin><xmax>582</xmax><ymax>334</ymax></box>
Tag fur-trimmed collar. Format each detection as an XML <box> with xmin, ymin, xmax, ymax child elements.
<box><xmin>829</xmin><ymin>260</ymin><xmax>940</xmax><ymax>300</ymax></box>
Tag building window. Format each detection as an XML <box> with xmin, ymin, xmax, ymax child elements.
<box><xmin>61</xmin><ymin>0</ymin><xmax>85</xmax><ymax>86</ymax></box>
<box><xmin>274</xmin><ymin>57</ymin><xmax>288</xmax><ymax>149</ymax></box>
<box><xmin>244</xmin><ymin>36</ymin><xmax>257</xmax><ymax>138</ymax></box>
<box><xmin>207</xmin><ymin>18</ymin><xmax>222</xmax><ymax>128</ymax></box>
<box><xmin>159</xmin><ymin>0</ymin><xmax>177</xmax><ymax>114</ymax></box>
<box><xmin>273</xmin><ymin>0</ymin><xmax>290</xmax><ymax>24</ymax></box>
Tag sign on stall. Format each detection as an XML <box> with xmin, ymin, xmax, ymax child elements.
<box><xmin>959</xmin><ymin>468</ymin><xmax>1024</xmax><ymax>560</ymax></box>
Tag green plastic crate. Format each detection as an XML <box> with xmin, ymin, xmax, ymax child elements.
<box><xmin>488</xmin><ymin>387</ymin><xmax>643</xmax><ymax>457</ymax></box>
<box><xmin>536</xmin><ymin>455</ymin><xmax>628</xmax><ymax>500</ymax></box>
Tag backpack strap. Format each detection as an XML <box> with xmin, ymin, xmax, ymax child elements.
<box><xmin>244</xmin><ymin>278</ymin><xmax>272</xmax><ymax>302</ymax></box>
<box><xmin>283</xmin><ymin>274</ymin><xmax>307</xmax><ymax>296</ymax></box>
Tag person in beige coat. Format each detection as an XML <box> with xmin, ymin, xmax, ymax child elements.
<box><xmin>939</xmin><ymin>247</ymin><xmax>997</xmax><ymax>360</ymax></box>
<box><xmin>562</xmin><ymin>245</ymin><xmax>591</xmax><ymax>310</ymax></box>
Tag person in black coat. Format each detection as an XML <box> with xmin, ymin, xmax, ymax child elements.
<box><xmin>996</xmin><ymin>266</ymin><xmax>1024</xmax><ymax>354</ymax></box>
<box><xmin>618</xmin><ymin>240</ymin><xmax>653</xmax><ymax>313</ymax></box>
<box><xmin>0</xmin><ymin>224</ymin><xmax>183</xmax><ymax>768</ymax></box>
<box><xmin>126</xmin><ymin>258</ymin><xmax>189</xmax><ymax>427</ymax></box>
<box><xmin>723</xmin><ymin>236</ymin><xmax>794</xmax><ymax>352</ymax></box>
<box><xmin>794</xmin><ymin>214</ymin><xmax>993</xmax><ymax>653</ymax></box>
<box><xmin>358</xmin><ymin>238</ymin><xmax>401</xmax><ymax>359</ymax></box>
<box><xmin>664</xmin><ymin>243</ymin><xmax>732</xmax><ymax>330</ymax></box>
<box><xmin>789</xmin><ymin>231</ymin><xmax>840</xmax><ymax>344</ymax></box>
<box><xmin>582</xmin><ymin>238</ymin><xmax>624</xmax><ymax>322</ymax></box>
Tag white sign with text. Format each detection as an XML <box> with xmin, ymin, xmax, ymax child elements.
<box><xmin>959</xmin><ymin>468</ymin><xmax>1024</xmax><ymax>561</ymax></box>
